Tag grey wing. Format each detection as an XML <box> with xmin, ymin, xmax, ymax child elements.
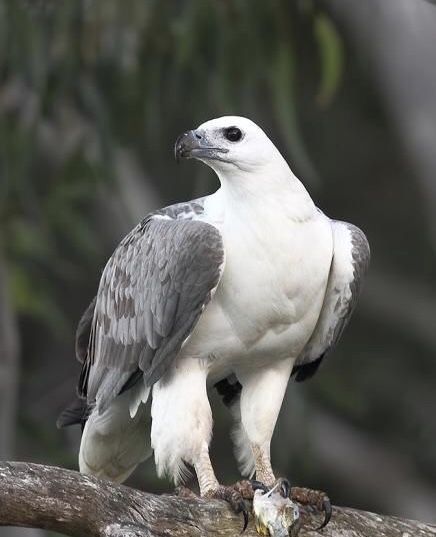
<box><xmin>75</xmin><ymin>296</ymin><xmax>96</xmax><ymax>363</ymax></box>
<box><xmin>74</xmin><ymin>198</ymin><xmax>207</xmax><ymax>366</ymax></box>
<box><xmin>292</xmin><ymin>220</ymin><xmax>370</xmax><ymax>382</ymax></box>
<box><xmin>79</xmin><ymin>214</ymin><xmax>224</xmax><ymax>413</ymax></box>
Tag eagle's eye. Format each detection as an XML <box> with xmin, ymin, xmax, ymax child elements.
<box><xmin>224</xmin><ymin>127</ymin><xmax>242</xmax><ymax>142</ymax></box>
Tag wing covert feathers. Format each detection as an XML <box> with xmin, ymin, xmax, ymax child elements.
<box><xmin>80</xmin><ymin>215</ymin><xmax>224</xmax><ymax>412</ymax></box>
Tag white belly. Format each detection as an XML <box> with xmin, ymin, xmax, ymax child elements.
<box><xmin>180</xmin><ymin>211</ymin><xmax>333</xmax><ymax>375</ymax></box>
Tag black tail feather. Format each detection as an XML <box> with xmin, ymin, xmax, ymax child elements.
<box><xmin>57</xmin><ymin>397</ymin><xmax>91</xmax><ymax>431</ymax></box>
<box><xmin>291</xmin><ymin>355</ymin><xmax>324</xmax><ymax>382</ymax></box>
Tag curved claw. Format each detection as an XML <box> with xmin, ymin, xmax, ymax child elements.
<box><xmin>240</xmin><ymin>506</ymin><xmax>249</xmax><ymax>533</ymax></box>
<box><xmin>249</xmin><ymin>479</ymin><xmax>270</xmax><ymax>494</ymax></box>
<box><xmin>316</xmin><ymin>497</ymin><xmax>332</xmax><ymax>530</ymax></box>
<box><xmin>278</xmin><ymin>477</ymin><xmax>291</xmax><ymax>498</ymax></box>
<box><xmin>207</xmin><ymin>485</ymin><xmax>249</xmax><ymax>531</ymax></box>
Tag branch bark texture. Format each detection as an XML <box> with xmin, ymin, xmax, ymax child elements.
<box><xmin>1</xmin><ymin>462</ymin><xmax>436</xmax><ymax>537</ymax></box>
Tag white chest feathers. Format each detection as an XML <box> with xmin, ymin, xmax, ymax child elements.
<box><xmin>215</xmin><ymin>209</ymin><xmax>333</xmax><ymax>351</ymax></box>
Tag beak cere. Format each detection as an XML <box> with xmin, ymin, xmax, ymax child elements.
<box><xmin>174</xmin><ymin>129</ymin><xmax>229</xmax><ymax>163</ymax></box>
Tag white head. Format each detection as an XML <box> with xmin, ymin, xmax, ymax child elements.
<box><xmin>174</xmin><ymin>116</ymin><xmax>314</xmax><ymax>216</ymax></box>
<box><xmin>175</xmin><ymin>116</ymin><xmax>289</xmax><ymax>177</ymax></box>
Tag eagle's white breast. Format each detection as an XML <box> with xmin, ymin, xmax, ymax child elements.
<box><xmin>180</xmin><ymin>189</ymin><xmax>333</xmax><ymax>375</ymax></box>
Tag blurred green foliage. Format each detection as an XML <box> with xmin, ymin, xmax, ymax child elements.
<box><xmin>0</xmin><ymin>0</ymin><xmax>343</xmax><ymax>329</ymax></box>
<box><xmin>2</xmin><ymin>0</ymin><xmax>436</xmax><ymax>530</ymax></box>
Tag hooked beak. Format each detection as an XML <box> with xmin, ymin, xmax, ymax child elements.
<box><xmin>174</xmin><ymin>130</ymin><xmax>229</xmax><ymax>163</ymax></box>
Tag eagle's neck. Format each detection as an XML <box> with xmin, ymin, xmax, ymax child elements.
<box><xmin>215</xmin><ymin>158</ymin><xmax>316</xmax><ymax>224</ymax></box>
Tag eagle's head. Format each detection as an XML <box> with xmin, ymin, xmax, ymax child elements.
<box><xmin>175</xmin><ymin>116</ymin><xmax>282</xmax><ymax>174</ymax></box>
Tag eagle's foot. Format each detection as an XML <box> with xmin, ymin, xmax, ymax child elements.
<box><xmin>205</xmin><ymin>485</ymin><xmax>249</xmax><ymax>532</ymax></box>
<box><xmin>232</xmin><ymin>479</ymin><xmax>270</xmax><ymax>500</ymax></box>
<box><xmin>237</xmin><ymin>477</ymin><xmax>292</xmax><ymax>500</ymax></box>
<box><xmin>290</xmin><ymin>486</ymin><xmax>331</xmax><ymax>530</ymax></box>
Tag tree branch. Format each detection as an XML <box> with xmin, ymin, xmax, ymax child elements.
<box><xmin>0</xmin><ymin>462</ymin><xmax>435</xmax><ymax>536</ymax></box>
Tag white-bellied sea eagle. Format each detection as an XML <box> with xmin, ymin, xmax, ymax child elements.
<box><xmin>59</xmin><ymin>116</ymin><xmax>370</xmax><ymax>531</ymax></box>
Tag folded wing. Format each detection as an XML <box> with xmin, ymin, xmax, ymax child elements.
<box><xmin>79</xmin><ymin>215</ymin><xmax>224</xmax><ymax>413</ymax></box>
<box><xmin>292</xmin><ymin>220</ymin><xmax>370</xmax><ymax>381</ymax></box>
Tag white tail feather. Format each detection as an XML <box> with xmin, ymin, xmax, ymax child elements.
<box><xmin>129</xmin><ymin>379</ymin><xmax>150</xmax><ymax>419</ymax></box>
<box><xmin>79</xmin><ymin>388</ymin><xmax>151</xmax><ymax>483</ymax></box>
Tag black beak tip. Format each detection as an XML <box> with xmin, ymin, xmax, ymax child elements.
<box><xmin>174</xmin><ymin>132</ymin><xmax>185</xmax><ymax>163</ymax></box>
<box><xmin>174</xmin><ymin>131</ymin><xmax>193</xmax><ymax>163</ymax></box>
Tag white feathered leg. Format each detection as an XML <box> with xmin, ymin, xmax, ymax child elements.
<box><xmin>235</xmin><ymin>357</ymin><xmax>295</xmax><ymax>486</ymax></box>
<box><xmin>151</xmin><ymin>356</ymin><xmax>219</xmax><ymax>492</ymax></box>
<box><xmin>79</xmin><ymin>384</ymin><xmax>151</xmax><ymax>483</ymax></box>
<box><xmin>151</xmin><ymin>357</ymin><xmax>251</xmax><ymax>527</ymax></box>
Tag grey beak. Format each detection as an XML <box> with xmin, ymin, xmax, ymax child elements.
<box><xmin>174</xmin><ymin>130</ymin><xmax>201</xmax><ymax>163</ymax></box>
<box><xmin>174</xmin><ymin>130</ymin><xmax>228</xmax><ymax>163</ymax></box>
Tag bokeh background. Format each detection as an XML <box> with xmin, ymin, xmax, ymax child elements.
<box><xmin>1</xmin><ymin>1</ymin><xmax>436</xmax><ymax>536</ymax></box>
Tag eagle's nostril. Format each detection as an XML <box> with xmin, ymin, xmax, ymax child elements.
<box><xmin>195</xmin><ymin>132</ymin><xmax>202</xmax><ymax>140</ymax></box>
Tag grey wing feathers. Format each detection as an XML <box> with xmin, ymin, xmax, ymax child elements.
<box><xmin>153</xmin><ymin>197</ymin><xmax>206</xmax><ymax>220</ymax></box>
<box><xmin>74</xmin><ymin>199</ymin><xmax>207</xmax><ymax>366</ymax></box>
<box><xmin>292</xmin><ymin>220</ymin><xmax>370</xmax><ymax>382</ymax></box>
<box><xmin>75</xmin><ymin>296</ymin><xmax>96</xmax><ymax>363</ymax></box>
<box><xmin>80</xmin><ymin>213</ymin><xmax>224</xmax><ymax>412</ymax></box>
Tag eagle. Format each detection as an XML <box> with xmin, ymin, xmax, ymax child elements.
<box><xmin>59</xmin><ymin>116</ymin><xmax>369</xmax><ymax>529</ymax></box>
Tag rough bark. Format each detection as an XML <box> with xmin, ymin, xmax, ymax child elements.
<box><xmin>0</xmin><ymin>462</ymin><xmax>435</xmax><ymax>537</ymax></box>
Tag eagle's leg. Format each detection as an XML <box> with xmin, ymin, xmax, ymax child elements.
<box><xmin>195</xmin><ymin>441</ymin><xmax>220</xmax><ymax>495</ymax></box>
<box><xmin>195</xmin><ymin>442</ymin><xmax>249</xmax><ymax>531</ymax></box>
<box><xmin>151</xmin><ymin>358</ymin><xmax>248</xmax><ymax>529</ymax></box>
<box><xmin>233</xmin><ymin>359</ymin><xmax>331</xmax><ymax>528</ymax></box>
<box><xmin>236</xmin><ymin>358</ymin><xmax>296</xmax><ymax>487</ymax></box>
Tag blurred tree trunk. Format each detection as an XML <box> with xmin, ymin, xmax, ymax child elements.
<box><xmin>0</xmin><ymin>254</ymin><xmax>19</xmax><ymax>460</ymax></box>
<box><xmin>0</xmin><ymin>255</ymin><xmax>22</xmax><ymax>537</ymax></box>
<box><xmin>325</xmin><ymin>0</ymin><xmax>436</xmax><ymax>249</ymax></box>
<box><xmin>0</xmin><ymin>258</ymin><xmax>42</xmax><ymax>537</ymax></box>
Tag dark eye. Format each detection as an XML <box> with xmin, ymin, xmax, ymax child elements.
<box><xmin>224</xmin><ymin>126</ymin><xmax>242</xmax><ymax>142</ymax></box>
